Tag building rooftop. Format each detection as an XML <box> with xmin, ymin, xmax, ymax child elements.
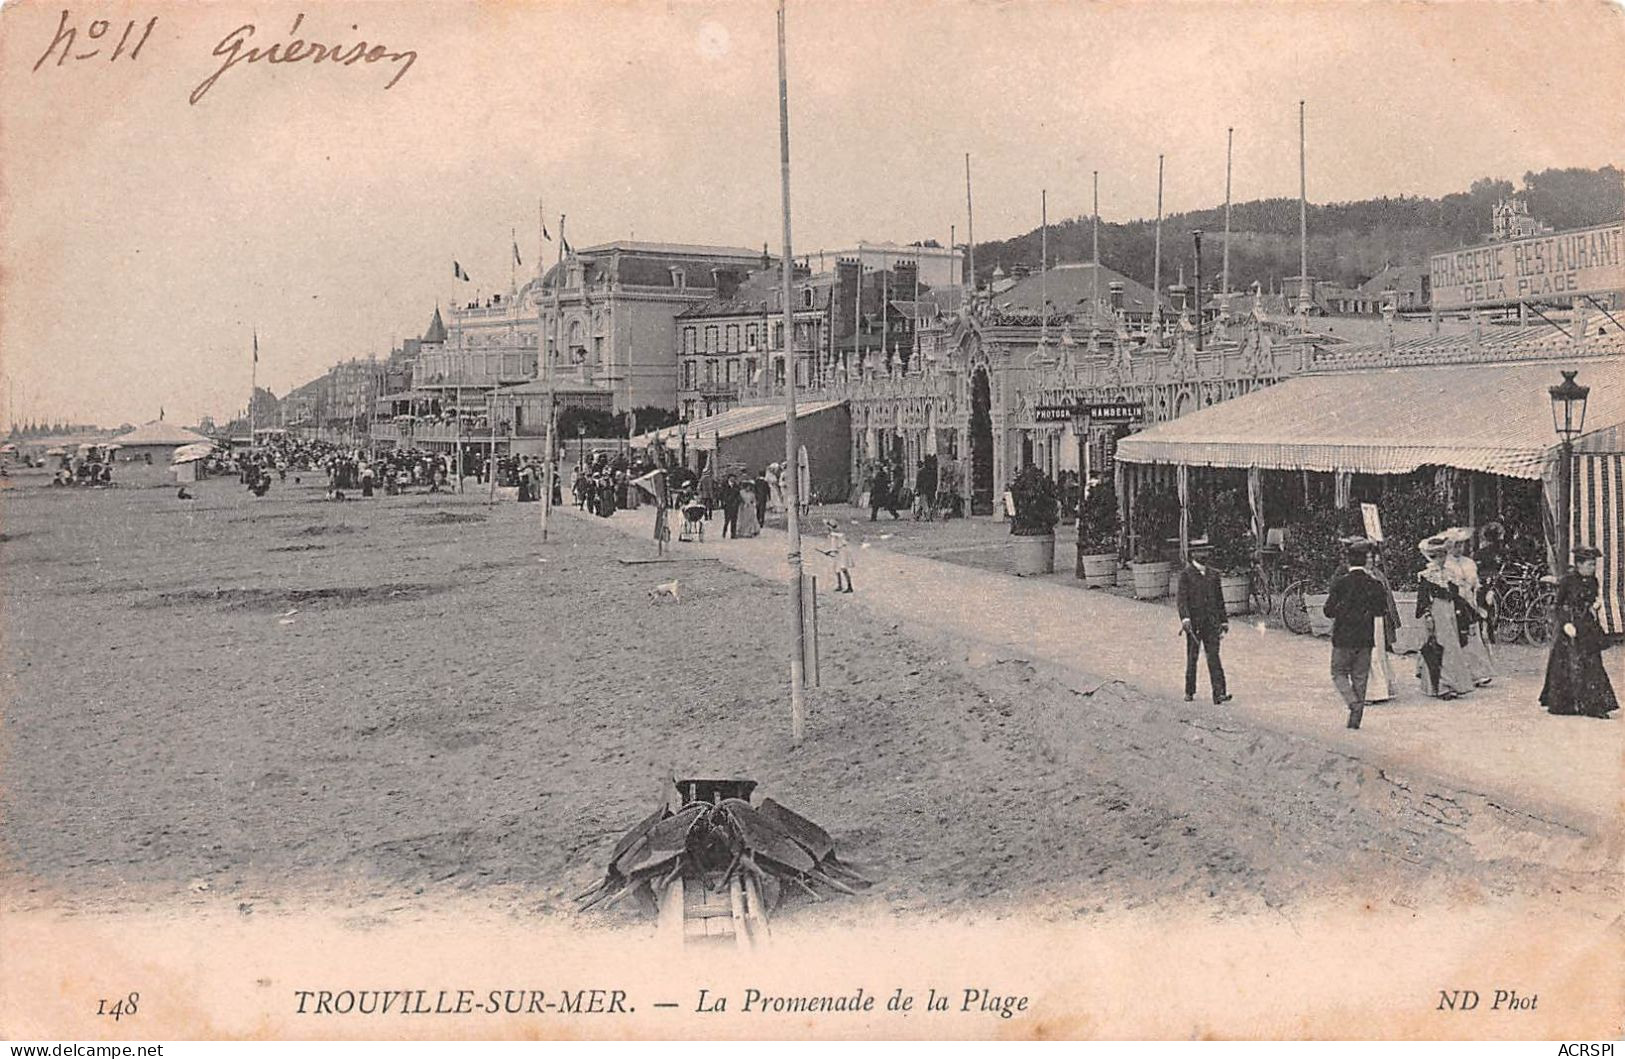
<box><xmin>992</xmin><ymin>261</ymin><xmax>1164</xmax><ymax>316</ymax></box>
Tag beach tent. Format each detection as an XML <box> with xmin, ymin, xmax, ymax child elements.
<box><xmin>110</xmin><ymin>420</ymin><xmax>214</xmax><ymax>465</ymax></box>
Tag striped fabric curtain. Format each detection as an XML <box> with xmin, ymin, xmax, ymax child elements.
<box><xmin>1177</xmin><ymin>463</ymin><xmax>1190</xmax><ymax>561</ymax></box>
<box><xmin>1572</xmin><ymin>453</ymin><xmax>1624</xmax><ymax>634</ymax></box>
<box><xmin>1247</xmin><ymin>466</ymin><xmax>1265</xmax><ymax>550</ymax></box>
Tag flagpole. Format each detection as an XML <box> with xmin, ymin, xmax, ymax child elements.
<box><xmin>964</xmin><ymin>154</ymin><xmax>975</xmax><ymax>309</ymax></box>
<box><xmin>1040</xmin><ymin>189</ymin><xmax>1048</xmax><ymax>347</ymax></box>
<box><xmin>1222</xmin><ymin>128</ymin><xmax>1233</xmax><ymax>301</ymax></box>
<box><xmin>1092</xmin><ymin>171</ymin><xmax>1100</xmax><ymax>321</ymax></box>
<box><xmin>776</xmin><ymin>0</ymin><xmax>808</xmax><ymax>747</ymax></box>
<box><xmin>250</xmin><ymin>328</ymin><xmax>258</xmax><ymax>446</ymax></box>
<box><xmin>541</xmin><ymin>215</ymin><xmax>565</xmax><ymax>541</ymax></box>
<box><xmin>1298</xmin><ymin>100</ymin><xmax>1309</xmax><ymax>332</ymax></box>
<box><xmin>1153</xmin><ymin>154</ymin><xmax>1165</xmax><ymax>342</ymax></box>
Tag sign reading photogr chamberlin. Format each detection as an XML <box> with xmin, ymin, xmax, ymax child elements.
<box><xmin>1429</xmin><ymin>221</ymin><xmax>1625</xmax><ymax>310</ymax></box>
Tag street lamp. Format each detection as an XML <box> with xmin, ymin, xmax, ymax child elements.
<box><xmin>1548</xmin><ymin>369</ymin><xmax>1590</xmax><ymax>572</ymax></box>
<box><xmin>577</xmin><ymin>422</ymin><xmax>587</xmax><ymax>471</ymax></box>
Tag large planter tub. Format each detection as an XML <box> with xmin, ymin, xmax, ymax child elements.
<box><xmin>1078</xmin><ymin>551</ymin><xmax>1117</xmax><ymax>587</ymax></box>
<box><xmin>1220</xmin><ymin>572</ymin><xmax>1251</xmax><ymax>615</ymax></box>
<box><xmin>1132</xmin><ymin>560</ymin><xmax>1172</xmax><ymax>600</ymax></box>
<box><xmin>1013</xmin><ymin>533</ymin><xmax>1056</xmax><ymax>576</ymax></box>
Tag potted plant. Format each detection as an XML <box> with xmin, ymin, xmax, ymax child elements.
<box><xmin>1130</xmin><ymin>482</ymin><xmax>1179</xmax><ymax>599</ymax></box>
<box><xmin>1206</xmin><ymin>486</ymin><xmax>1256</xmax><ymax>615</ymax></box>
<box><xmin>1009</xmin><ymin>465</ymin><xmax>1060</xmax><ymax>575</ymax></box>
<box><xmin>1075</xmin><ymin>478</ymin><xmax>1120</xmax><ymax>587</ymax></box>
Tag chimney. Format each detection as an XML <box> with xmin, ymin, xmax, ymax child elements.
<box><xmin>836</xmin><ymin>257</ymin><xmax>861</xmax><ymax>338</ymax></box>
<box><xmin>1108</xmin><ymin>281</ymin><xmax>1125</xmax><ymax>311</ymax></box>
<box><xmin>893</xmin><ymin>259</ymin><xmax>919</xmax><ymax>296</ymax></box>
<box><xmin>711</xmin><ymin>267</ymin><xmax>743</xmax><ymax>301</ymax></box>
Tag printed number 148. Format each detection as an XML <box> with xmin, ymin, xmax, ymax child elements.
<box><xmin>96</xmin><ymin>992</ymin><xmax>140</xmax><ymax>1020</ymax></box>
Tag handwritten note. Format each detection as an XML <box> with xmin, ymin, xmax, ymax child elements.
<box><xmin>30</xmin><ymin>9</ymin><xmax>419</xmax><ymax>105</ymax></box>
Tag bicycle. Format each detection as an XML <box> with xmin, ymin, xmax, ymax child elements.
<box><xmin>1247</xmin><ymin>557</ymin><xmax>1275</xmax><ymax>618</ymax></box>
<box><xmin>1490</xmin><ymin>561</ymin><xmax>1557</xmax><ymax>646</ymax></box>
<box><xmin>1280</xmin><ymin>578</ymin><xmax>1314</xmax><ymax>635</ymax></box>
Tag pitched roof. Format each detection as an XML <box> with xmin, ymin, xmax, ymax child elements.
<box><xmin>112</xmin><ymin>420</ymin><xmax>214</xmax><ymax>447</ymax></box>
<box><xmin>423</xmin><ymin>307</ymin><xmax>447</xmax><ymax>344</ymax></box>
<box><xmin>992</xmin><ymin>262</ymin><xmax>1165</xmax><ymax>315</ymax></box>
<box><xmin>579</xmin><ymin>240</ymin><xmax>764</xmax><ymax>260</ymax></box>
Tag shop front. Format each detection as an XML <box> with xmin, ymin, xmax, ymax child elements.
<box><xmin>1114</xmin><ymin>356</ymin><xmax>1625</xmax><ymax>630</ymax></box>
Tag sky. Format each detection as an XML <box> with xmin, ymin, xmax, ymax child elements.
<box><xmin>2</xmin><ymin>0</ymin><xmax>1623</xmax><ymax>428</ymax></box>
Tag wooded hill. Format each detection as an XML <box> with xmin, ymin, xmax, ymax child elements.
<box><xmin>970</xmin><ymin>166</ymin><xmax>1624</xmax><ymax>293</ymax></box>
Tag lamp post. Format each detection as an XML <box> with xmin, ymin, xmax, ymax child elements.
<box><xmin>1548</xmin><ymin>369</ymin><xmax>1590</xmax><ymax>573</ymax></box>
<box><xmin>577</xmin><ymin>422</ymin><xmax>587</xmax><ymax>473</ymax></box>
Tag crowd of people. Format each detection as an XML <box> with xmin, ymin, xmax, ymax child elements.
<box><xmin>861</xmin><ymin>457</ymin><xmax>967</xmax><ymax>522</ymax></box>
<box><xmin>1173</xmin><ymin>524</ymin><xmax>1619</xmax><ymax>732</ymax></box>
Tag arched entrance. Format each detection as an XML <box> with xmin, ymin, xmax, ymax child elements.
<box><xmin>970</xmin><ymin>367</ymin><xmax>994</xmax><ymax>514</ymax></box>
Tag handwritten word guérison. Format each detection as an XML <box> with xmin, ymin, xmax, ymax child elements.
<box><xmin>190</xmin><ymin>13</ymin><xmax>416</xmax><ymax>105</ymax></box>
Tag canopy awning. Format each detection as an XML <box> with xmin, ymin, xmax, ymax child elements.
<box><xmin>1115</xmin><ymin>358</ymin><xmax>1625</xmax><ymax>480</ymax></box>
<box><xmin>634</xmin><ymin>400</ymin><xmax>844</xmax><ymax>452</ymax></box>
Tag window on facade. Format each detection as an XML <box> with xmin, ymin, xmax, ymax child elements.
<box><xmin>684</xmin><ymin>327</ymin><xmax>697</xmax><ymax>354</ymax></box>
<box><xmin>803</xmin><ymin>288</ymin><xmax>814</xmax><ymax>308</ymax></box>
<box><xmin>726</xmin><ymin>360</ymin><xmax>737</xmax><ymax>385</ymax></box>
<box><xmin>704</xmin><ymin>360</ymin><xmax>716</xmax><ymax>385</ymax></box>
<box><xmin>725</xmin><ymin>324</ymin><xmax>739</xmax><ymax>353</ymax></box>
<box><xmin>685</xmin><ymin>360</ymin><xmax>697</xmax><ymax>389</ymax></box>
<box><xmin>796</xmin><ymin>358</ymin><xmax>809</xmax><ymax>387</ymax></box>
<box><xmin>705</xmin><ymin>326</ymin><xmax>719</xmax><ymax>353</ymax></box>
<box><xmin>773</xmin><ymin>323</ymin><xmax>784</xmax><ymax>349</ymax></box>
<box><xmin>745</xmin><ymin>323</ymin><xmax>758</xmax><ymax>349</ymax></box>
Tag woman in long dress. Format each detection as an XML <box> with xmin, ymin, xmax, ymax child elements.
<box><xmin>1540</xmin><ymin>547</ymin><xmax>1619</xmax><ymax>719</ymax></box>
<box><xmin>735</xmin><ymin>485</ymin><xmax>761</xmax><ymax>538</ymax></box>
<box><xmin>1445</xmin><ymin>528</ymin><xmax>1495</xmax><ymax>686</ymax></box>
<box><xmin>766</xmin><ymin>462</ymin><xmax>786</xmax><ymax>514</ymax></box>
<box><xmin>1415</xmin><ymin>536</ymin><xmax>1475</xmax><ymax>700</ymax></box>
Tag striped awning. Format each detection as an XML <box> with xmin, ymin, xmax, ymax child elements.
<box><xmin>634</xmin><ymin>401</ymin><xmax>844</xmax><ymax>452</ymax></box>
<box><xmin>1115</xmin><ymin>358</ymin><xmax>1625</xmax><ymax>481</ymax></box>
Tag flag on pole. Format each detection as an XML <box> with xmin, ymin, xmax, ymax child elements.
<box><xmin>253</xmin><ymin>329</ymin><xmax>259</xmax><ymax>363</ymax></box>
<box><xmin>453</xmin><ymin>261</ymin><xmax>471</xmax><ymax>282</ymax></box>
<box><xmin>542</xmin><ymin>222</ymin><xmax>552</xmax><ymax>242</ymax></box>
<box><xmin>512</xmin><ymin>237</ymin><xmax>523</xmax><ymax>267</ymax></box>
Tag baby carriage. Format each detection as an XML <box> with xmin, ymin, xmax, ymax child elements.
<box><xmin>679</xmin><ymin>498</ymin><xmax>708</xmax><ymax>542</ymax></box>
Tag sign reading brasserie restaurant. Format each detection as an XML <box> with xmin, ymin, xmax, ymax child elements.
<box><xmin>1034</xmin><ymin>401</ymin><xmax>1145</xmax><ymax>423</ymax></box>
<box><xmin>1429</xmin><ymin>222</ymin><xmax>1624</xmax><ymax>310</ymax></box>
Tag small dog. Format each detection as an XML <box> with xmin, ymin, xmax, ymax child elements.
<box><xmin>647</xmin><ymin>579</ymin><xmax>681</xmax><ymax>603</ymax></box>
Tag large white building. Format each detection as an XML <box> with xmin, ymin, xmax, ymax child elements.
<box><xmin>802</xmin><ymin>241</ymin><xmax>963</xmax><ymax>291</ymax></box>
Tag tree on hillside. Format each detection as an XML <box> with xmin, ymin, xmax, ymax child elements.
<box><xmin>1521</xmin><ymin>166</ymin><xmax>1625</xmax><ymax>231</ymax></box>
<box><xmin>966</xmin><ymin>166</ymin><xmax>1622</xmax><ymax>293</ymax></box>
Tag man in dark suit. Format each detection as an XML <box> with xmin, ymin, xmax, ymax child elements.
<box><xmin>1322</xmin><ymin>540</ymin><xmax>1393</xmax><ymax>730</ymax></box>
<box><xmin>720</xmin><ymin>474</ymin><xmax>742</xmax><ymax>538</ymax></box>
<box><xmin>869</xmin><ymin>465</ymin><xmax>899</xmax><ymax>521</ymax></box>
<box><xmin>1176</xmin><ymin>541</ymin><xmax>1231</xmax><ymax>705</ymax></box>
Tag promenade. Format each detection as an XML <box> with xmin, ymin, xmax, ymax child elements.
<box><xmin>572</xmin><ymin>503</ymin><xmax>1623</xmax><ymax>838</ymax></box>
